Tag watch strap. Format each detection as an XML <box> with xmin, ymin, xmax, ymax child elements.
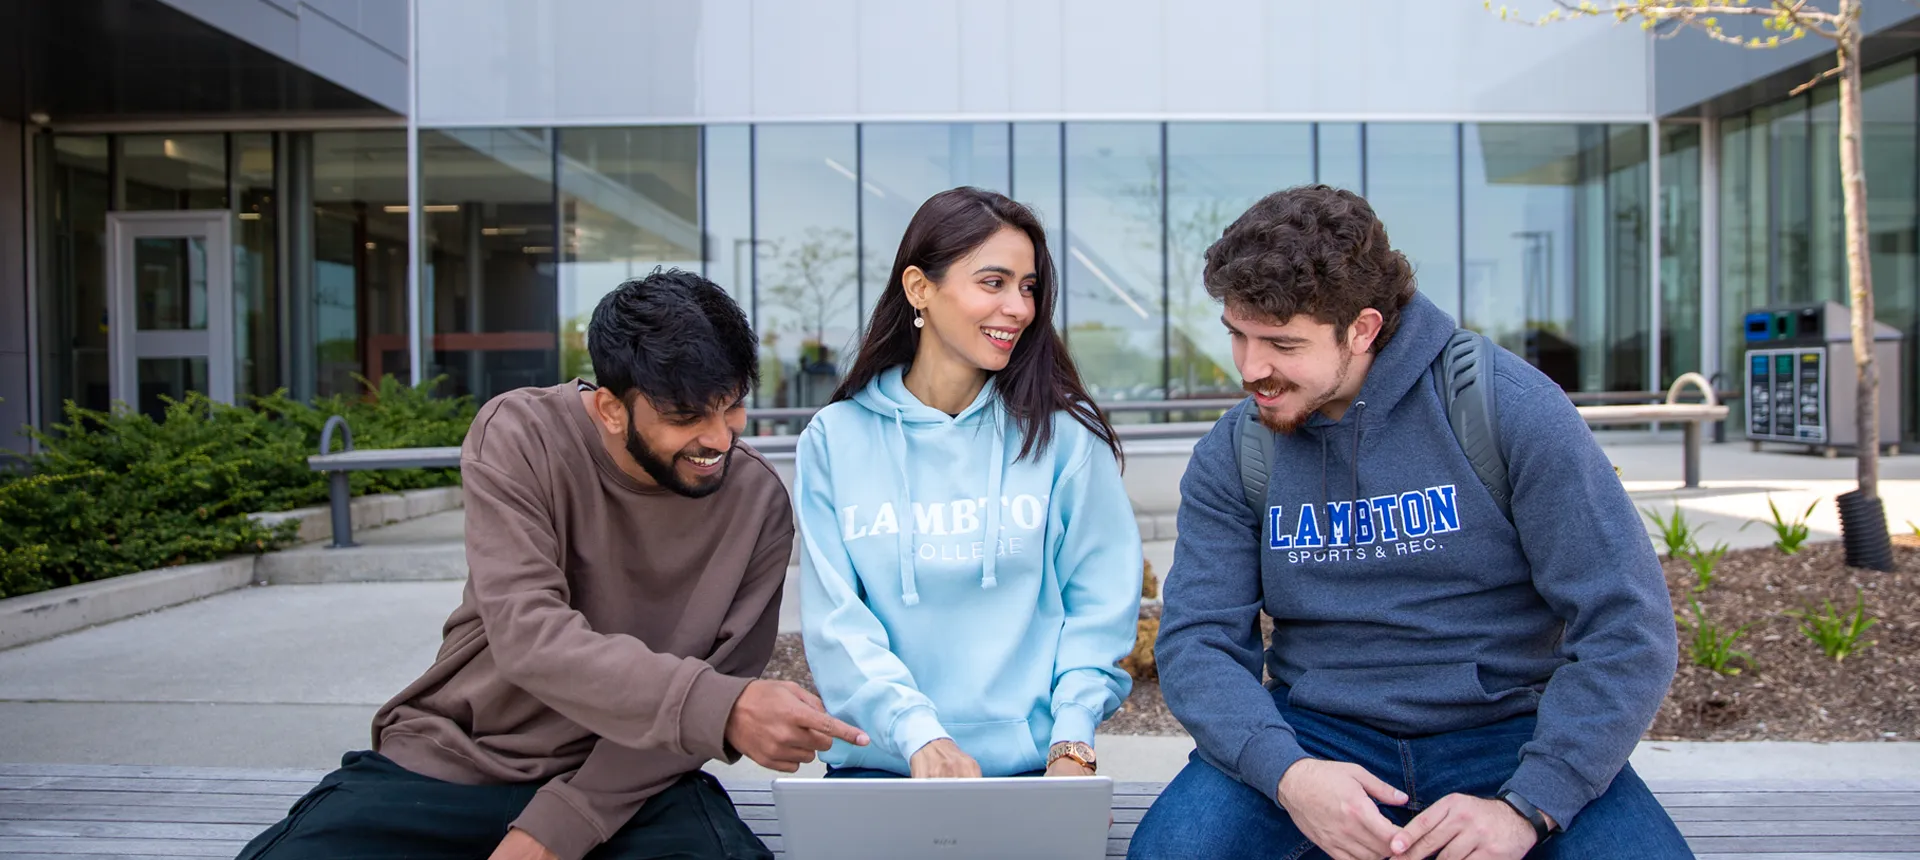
<box><xmin>1047</xmin><ymin>742</ymin><xmax>1097</xmax><ymax>773</ymax></box>
<box><xmin>1498</xmin><ymin>790</ymin><xmax>1555</xmax><ymax>844</ymax></box>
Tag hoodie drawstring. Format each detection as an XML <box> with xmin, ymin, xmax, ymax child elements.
<box><xmin>980</xmin><ymin>411</ymin><xmax>1006</xmax><ymax>591</ymax></box>
<box><xmin>1349</xmin><ymin>401</ymin><xmax>1368</xmax><ymax>530</ymax></box>
<box><xmin>890</xmin><ymin>409</ymin><xmax>921</xmax><ymax>606</ymax></box>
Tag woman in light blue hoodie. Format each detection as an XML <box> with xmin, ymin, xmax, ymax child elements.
<box><xmin>797</xmin><ymin>187</ymin><xmax>1143</xmax><ymax>780</ymax></box>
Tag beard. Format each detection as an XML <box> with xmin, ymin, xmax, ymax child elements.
<box><xmin>625</xmin><ymin>423</ymin><xmax>733</xmax><ymax>499</ymax></box>
<box><xmin>1243</xmin><ymin>351</ymin><xmax>1353</xmax><ymax>435</ymax></box>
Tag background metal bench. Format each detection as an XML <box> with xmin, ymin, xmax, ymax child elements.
<box><xmin>3</xmin><ymin>763</ymin><xmax>1914</xmax><ymax>858</ymax></box>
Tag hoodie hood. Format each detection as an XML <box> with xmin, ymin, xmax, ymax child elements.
<box><xmin>1304</xmin><ymin>292</ymin><xmax>1456</xmax><ymax>433</ymax></box>
<box><xmin>849</xmin><ymin>366</ymin><xmax>1007</xmax><ymax>604</ymax></box>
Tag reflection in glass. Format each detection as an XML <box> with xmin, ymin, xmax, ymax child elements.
<box><xmin>1863</xmin><ymin>60</ymin><xmax>1919</xmax><ymax>442</ymax></box>
<box><xmin>1719</xmin><ymin>114</ymin><xmax>1766</xmax><ymax>432</ymax></box>
<box><xmin>1367</xmin><ymin>124</ymin><xmax>1461</xmax><ymax>320</ymax></box>
<box><xmin>859</xmin><ymin>124</ymin><xmax>1012</xmax><ymax>324</ymax></box>
<box><xmin>1811</xmin><ymin>84</ymin><xmax>1845</xmax><ymax>305</ymax></box>
<box><xmin>136</xmin><ymin>358</ymin><xmax>208</xmax><ymax>421</ymax></box>
<box><xmin>1769</xmin><ymin>99</ymin><xmax>1812</xmax><ymax>303</ymax></box>
<box><xmin>1600</xmin><ymin>124</ymin><xmax>1650</xmax><ymax>393</ymax></box>
<box><xmin>1012</xmin><ymin>123</ymin><xmax>1065</xmax><ymax>329</ymax></box>
<box><xmin>558</xmin><ymin>127</ymin><xmax>702</xmax><ymax>383</ymax></box>
<box><xmin>1064</xmin><ymin>123</ymin><xmax>1164</xmax><ymax>402</ymax></box>
<box><xmin>133</xmin><ymin>237</ymin><xmax>208</xmax><ymax>331</ymax></box>
<box><xmin>1316</xmin><ymin>123</ymin><xmax>1364</xmax><ymax>192</ymax></box>
<box><xmin>1166</xmin><ymin>123</ymin><xmax>1313</xmax><ymax>399</ymax></box>
<box><xmin>305</xmin><ymin>131</ymin><xmax>413</xmax><ymax>399</ymax></box>
<box><xmin>753</xmin><ymin>125</ymin><xmax>859</xmax><ymax>410</ymax></box>
<box><xmin>1659</xmin><ymin>124</ymin><xmax>1703</xmax><ymax>385</ymax></box>
<box><xmin>233</xmin><ymin>133</ymin><xmax>279</xmax><ymax>398</ymax></box>
<box><xmin>1462</xmin><ymin>124</ymin><xmax>1585</xmax><ymax>387</ymax></box>
<box><xmin>36</xmin><ymin>136</ymin><xmax>112</xmax><ymax>415</ymax></box>
<box><xmin>421</xmin><ymin>128</ymin><xmax>561</xmax><ymax>404</ymax></box>
<box><xmin>120</xmin><ymin>134</ymin><xmax>227</xmax><ymax>211</ymax></box>
<box><xmin>703</xmin><ymin>125</ymin><xmax>755</xmax><ymax>319</ymax></box>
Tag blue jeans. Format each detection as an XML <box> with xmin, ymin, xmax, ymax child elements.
<box><xmin>1129</xmin><ymin>695</ymin><xmax>1692</xmax><ymax>860</ymax></box>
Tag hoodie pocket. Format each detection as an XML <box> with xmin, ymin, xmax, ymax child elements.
<box><xmin>946</xmin><ymin>719</ymin><xmax>1046</xmax><ymax>776</ymax></box>
<box><xmin>1286</xmin><ymin>662</ymin><xmax>1540</xmax><ymax>734</ymax></box>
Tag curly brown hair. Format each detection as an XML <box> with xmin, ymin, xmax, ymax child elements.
<box><xmin>1203</xmin><ymin>185</ymin><xmax>1416</xmax><ymax>351</ymax></box>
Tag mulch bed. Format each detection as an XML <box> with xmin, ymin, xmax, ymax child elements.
<box><xmin>762</xmin><ymin>540</ymin><xmax>1920</xmax><ymax>742</ymax></box>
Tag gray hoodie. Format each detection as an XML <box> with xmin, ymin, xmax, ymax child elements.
<box><xmin>1156</xmin><ymin>293</ymin><xmax>1677</xmax><ymax>827</ymax></box>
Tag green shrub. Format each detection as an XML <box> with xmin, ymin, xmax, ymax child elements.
<box><xmin>1685</xmin><ymin>541</ymin><xmax>1730</xmax><ymax>594</ymax></box>
<box><xmin>1643</xmin><ymin>503</ymin><xmax>1702</xmax><ymax>559</ymax></box>
<box><xmin>1752</xmin><ymin>495</ymin><xmax>1818</xmax><ymax>555</ymax></box>
<box><xmin>1785</xmin><ymin>589</ymin><xmax>1878</xmax><ymax>662</ymax></box>
<box><xmin>1676</xmin><ymin>598</ymin><xmax>1752</xmax><ymax>676</ymax></box>
<box><xmin>0</xmin><ymin>376</ymin><xmax>474</xmax><ymax>599</ymax></box>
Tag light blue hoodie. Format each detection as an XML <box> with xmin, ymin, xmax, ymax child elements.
<box><xmin>797</xmin><ymin>366</ymin><xmax>1143</xmax><ymax>777</ymax></box>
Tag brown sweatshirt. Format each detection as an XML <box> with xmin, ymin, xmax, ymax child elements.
<box><xmin>372</xmin><ymin>381</ymin><xmax>793</xmax><ymax>860</ymax></box>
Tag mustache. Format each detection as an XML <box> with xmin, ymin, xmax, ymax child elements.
<box><xmin>1242</xmin><ymin>376</ymin><xmax>1298</xmax><ymax>396</ymax></box>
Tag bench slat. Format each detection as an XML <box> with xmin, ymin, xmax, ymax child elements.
<box><xmin>0</xmin><ymin>804</ymin><xmax>283</xmax><ymax>826</ymax></box>
<box><xmin>0</xmin><ymin>838</ymin><xmax>245</xmax><ymax>856</ymax></box>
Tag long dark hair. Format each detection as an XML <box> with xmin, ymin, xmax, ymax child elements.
<box><xmin>832</xmin><ymin>187</ymin><xmax>1121</xmax><ymax>465</ymax></box>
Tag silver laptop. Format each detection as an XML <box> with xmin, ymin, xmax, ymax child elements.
<box><xmin>772</xmin><ymin>776</ymin><xmax>1114</xmax><ymax>860</ymax></box>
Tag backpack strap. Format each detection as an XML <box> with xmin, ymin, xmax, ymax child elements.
<box><xmin>1235</xmin><ymin>405</ymin><xmax>1274</xmax><ymax>536</ymax></box>
<box><xmin>1432</xmin><ymin>329</ymin><xmax>1513</xmax><ymax>523</ymax></box>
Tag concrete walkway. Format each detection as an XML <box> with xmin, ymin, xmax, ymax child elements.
<box><xmin>2</xmin><ymin>437</ymin><xmax>1916</xmax><ymax>783</ymax></box>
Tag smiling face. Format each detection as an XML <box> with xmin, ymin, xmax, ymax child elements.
<box><xmin>904</xmin><ymin>226</ymin><xmax>1039</xmax><ymax>375</ymax></box>
<box><xmin>587</xmin><ymin>386</ymin><xmax>746</xmax><ymax>498</ymax></box>
<box><xmin>1224</xmin><ymin>303</ymin><xmax>1382</xmax><ymax>434</ymax></box>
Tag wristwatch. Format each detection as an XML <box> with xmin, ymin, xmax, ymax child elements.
<box><xmin>1047</xmin><ymin>741</ymin><xmax>1098</xmax><ymax>774</ymax></box>
<box><xmin>1497</xmin><ymin>790</ymin><xmax>1558</xmax><ymax>845</ymax></box>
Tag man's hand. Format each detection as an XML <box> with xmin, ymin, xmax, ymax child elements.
<box><xmin>1390</xmin><ymin>794</ymin><xmax>1541</xmax><ymax>860</ymax></box>
<box><xmin>487</xmin><ymin>827</ymin><xmax>559</xmax><ymax>860</ymax></box>
<box><xmin>724</xmin><ymin>680</ymin><xmax>868</xmax><ymax>772</ymax></box>
<box><xmin>909</xmin><ymin>738</ymin><xmax>982</xmax><ymax>778</ymax></box>
<box><xmin>1275</xmin><ymin>759</ymin><xmax>1409</xmax><ymax>860</ymax></box>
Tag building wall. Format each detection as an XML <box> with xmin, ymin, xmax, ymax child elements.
<box><xmin>1</xmin><ymin>118</ymin><xmax>29</xmax><ymax>457</ymax></box>
<box><xmin>415</xmin><ymin>0</ymin><xmax>1655</xmax><ymax>126</ymax></box>
<box><xmin>1655</xmin><ymin>5</ymin><xmax>1920</xmax><ymax>117</ymax></box>
<box><xmin>156</xmin><ymin>0</ymin><xmax>409</xmax><ymax>113</ymax></box>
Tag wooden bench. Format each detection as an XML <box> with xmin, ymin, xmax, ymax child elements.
<box><xmin>4</xmin><ymin>763</ymin><xmax>1916</xmax><ymax>858</ymax></box>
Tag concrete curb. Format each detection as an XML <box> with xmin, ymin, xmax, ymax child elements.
<box><xmin>0</xmin><ymin>557</ymin><xmax>256</xmax><ymax>651</ymax></box>
<box><xmin>255</xmin><ymin>542</ymin><xmax>467</xmax><ymax>585</ymax></box>
<box><xmin>250</xmin><ymin>486</ymin><xmax>464</xmax><ymax>544</ymax></box>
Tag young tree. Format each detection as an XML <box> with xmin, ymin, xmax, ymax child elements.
<box><xmin>1493</xmin><ymin>0</ymin><xmax>1897</xmax><ymax>569</ymax></box>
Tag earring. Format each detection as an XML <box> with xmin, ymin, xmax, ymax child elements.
<box><xmin>913</xmin><ymin>308</ymin><xmax>925</xmax><ymax>329</ymax></box>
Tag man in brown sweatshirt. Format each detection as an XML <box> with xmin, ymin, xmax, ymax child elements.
<box><xmin>237</xmin><ymin>270</ymin><xmax>868</xmax><ymax>860</ymax></box>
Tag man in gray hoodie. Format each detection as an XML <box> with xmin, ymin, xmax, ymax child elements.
<box><xmin>1131</xmin><ymin>186</ymin><xmax>1690</xmax><ymax>860</ymax></box>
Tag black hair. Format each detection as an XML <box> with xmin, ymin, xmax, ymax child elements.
<box><xmin>832</xmin><ymin>187</ymin><xmax>1120</xmax><ymax>464</ymax></box>
<box><xmin>587</xmin><ymin>268</ymin><xmax>758</xmax><ymax>411</ymax></box>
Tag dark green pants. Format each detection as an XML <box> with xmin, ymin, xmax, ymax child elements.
<box><xmin>236</xmin><ymin>750</ymin><xmax>772</xmax><ymax>860</ymax></box>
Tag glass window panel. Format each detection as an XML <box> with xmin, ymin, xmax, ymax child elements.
<box><xmin>557</xmin><ymin>126</ymin><xmax>702</xmax><ymax>384</ymax></box>
<box><xmin>1462</xmin><ymin>124</ymin><xmax>1588</xmax><ymax>390</ymax></box>
<box><xmin>232</xmin><ymin>133</ymin><xmax>279</xmax><ymax>399</ymax></box>
<box><xmin>703</xmin><ymin>125</ymin><xmax>754</xmax><ymax>317</ymax></box>
<box><xmin>305</xmin><ymin>130</ymin><xmax>412</xmax><ymax>398</ymax></box>
<box><xmin>1811</xmin><ymin>83</ymin><xmax>1845</xmax><ymax>305</ymax></box>
<box><xmin>1769</xmin><ymin>98</ymin><xmax>1812</xmax><ymax>302</ymax></box>
<box><xmin>859</xmin><ymin>124</ymin><xmax>1012</xmax><ymax>325</ymax></box>
<box><xmin>1719</xmin><ymin>113</ymin><xmax>1765</xmax><ymax>433</ymax></box>
<box><xmin>420</xmin><ymin>128</ymin><xmax>560</xmax><ymax>404</ymax></box>
<box><xmin>34</xmin><ymin>135</ymin><xmax>111</xmax><ymax>417</ymax></box>
<box><xmin>1316</xmin><ymin>123</ymin><xmax>1364</xmax><ymax>193</ymax></box>
<box><xmin>1659</xmin><ymin>124</ymin><xmax>1704</xmax><ymax>386</ymax></box>
<box><xmin>1863</xmin><ymin>59</ymin><xmax>1919</xmax><ymax>443</ymax></box>
<box><xmin>1064</xmin><ymin>123</ymin><xmax>1165</xmax><ymax>403</ymax></box>
<box><xmin>119</xmin><ymin>134</ymin><xmax>226</xmax><ymax>211</ymax></box>
<box><xmin>1603</xmin><ymin>124</ymin><xmax>1651</xmax><ymax>392</ymax></box>
<box><xmin>1366</xmin><ymin>123</ymin><xmax>1461</xmax><ymax>320</ymax></box>
<box><xmin>753</xmin><ymin>124</ymin><xmax>859</xmax><ymax>410</ymax></box>
<box><xmin>132</xmin><ymin>236</ymin><xmax>208</xmax><ymax>331</ymax></box>
<box><xmin>1013</xmin><ymin>123</ymin><xmax>1065</xmax><ymax>329</ymax></box>
<box><xmin>135</xmin><ymin>358</ymin><xmax>208</xmax><ymax>421</ymax></box>
<box><xmin>1165</xmin><ymin>123</ymin><xmax>1313</xmax><ymax>400</ymax></box>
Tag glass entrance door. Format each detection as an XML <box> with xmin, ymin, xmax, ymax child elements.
<box><xmin>107</xmin><ymin>212</ymin><xmax>235</xmax><ymax>417</ymax></box>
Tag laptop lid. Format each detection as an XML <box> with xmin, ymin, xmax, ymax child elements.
<box><xmin>772</xmin><ymin>776</ymin><xmax>1114</xmax><ymax>860</ymax></box>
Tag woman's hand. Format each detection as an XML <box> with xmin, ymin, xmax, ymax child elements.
<box><xmin>909</xmin><ymin>738</ymin><xmax>982</xmax><ymax>778</ymax></box>
<box><xmin>1045</xmin><ymin>757</ymin><xmax>1094</xmax><ymax>777</ymax></box>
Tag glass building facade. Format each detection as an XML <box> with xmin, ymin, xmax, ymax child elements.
<box><xmin>33</xmin><ymin>120</ymin><xmax>1663</xmax><ymax>417</ymax></box>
